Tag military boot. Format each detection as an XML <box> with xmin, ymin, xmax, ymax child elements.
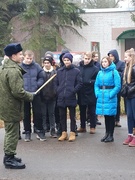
<box><xmin>3</xmin><ymin>154</ymin><xmax>22</xmax><ymax>164</ymax></box>
<box><xmin>4</xmin><ymin>155</ymin><xmax>25</xmax><ymax>169</ymax></box>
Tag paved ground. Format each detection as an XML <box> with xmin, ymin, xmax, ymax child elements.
<box><xmin>0</xmin><ymin>115</ymin><xmax>135</xmax><ymax>180</ymax></box>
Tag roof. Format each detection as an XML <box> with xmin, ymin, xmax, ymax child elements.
<box><xmin>84</xmin><ymin>7</ymin><xmax>135</xmax><ymax>13</ymax></box>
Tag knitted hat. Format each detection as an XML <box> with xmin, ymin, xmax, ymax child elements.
<box><xmin>63</xmin><ymin>53</ymin><xmax>73</xmax><ymax>62</ymax></box>
<box><xmin>43</xmin><ymin>56</ymin><xmax>53</xmax><ymax>65</ymax></box>
<box><xmin>44</xmin><ymin>51</ymin><xmax>54</xmax><ymax>58</ymax></box>
<box><xmin>4</xmin><ymin>43</ymin><xmax>23</xmax><ymax>57</ymax></box>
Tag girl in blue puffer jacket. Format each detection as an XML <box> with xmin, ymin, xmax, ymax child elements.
<box><xmin>95</xmin><ymin>56</ymin><xmax>121</xmax><ymax>142</ymax></box>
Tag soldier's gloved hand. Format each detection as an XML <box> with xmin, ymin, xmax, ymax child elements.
<box><xmin>31</xmin><ymin>92</ymin><xmax>36</xmax><ymax>99</ymax></box>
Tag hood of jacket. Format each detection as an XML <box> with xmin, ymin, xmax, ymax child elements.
<box><xmin>59</xmin><ymin>49</ymin><xmax>70</xmax><ymax>67</ymax></box>
<box><xmin>101</xmin><ymin>62</ymin><xmax>116</xmax><ymax>72</ymax></box>
<box><xmin>108</xmin><ymin>49</ymin><xmax>119</xmax><ymax>64</ymax></box>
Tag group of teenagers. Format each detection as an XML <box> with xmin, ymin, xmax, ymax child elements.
<box><xmin>20</xmin><ymin>47</ymin><xmax>135</xmax><ymax>147</ymax></box>
<box><xmin>0</xmin><ymin>42</ymin><xmax>135</xmax><ymax>170</ymax></box>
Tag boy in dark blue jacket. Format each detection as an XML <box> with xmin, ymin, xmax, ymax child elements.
<box><xmin>55</xmin><ymin>53</ymin><xmax>82</xmax><ymax>142</ymax></box>
<box><xmin>21</xmin><ymin>50</ymin><xmax>45</xmax><ymax>142</ymax></box>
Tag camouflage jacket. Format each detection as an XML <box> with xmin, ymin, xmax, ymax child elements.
<box><xmin>0</xmin><ymin>58</ymin><xmax>33</xmax><ymax>122</ymax></box>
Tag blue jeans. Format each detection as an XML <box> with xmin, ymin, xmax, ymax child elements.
<box><xmin>41</xmin><ymin>100</ymin><xmax>56</xmax><ymax>131</ymax></box>
<box><xmin>126</xmin><ymin>97</ymin><xmax>135</xmax><ymax>134</ymax></box>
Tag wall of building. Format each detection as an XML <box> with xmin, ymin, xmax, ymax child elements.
<box><xmin>61</xmin><ymin>8</ymin><xmax>135</xmax><ymax>59</ymax></box>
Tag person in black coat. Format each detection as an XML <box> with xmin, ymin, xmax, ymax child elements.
<box><xmin>40</xmin><ymin>56</ymin><xmax>57</xmax><ymax>138</ymax></box>
<box><xmin>55</xmin><ymin>49</ymin><xmax>70</xmax><ymax>136</ymax></box>
<box><xmin>54</xmin><ymin>53</ymin><xmax>82</xmax><ymax>142</ymax></box>
<box><xmin>108</xmin><ymin>49</ymin><xmax>125</xmax><ymax>127</ymax></box>
<box><xmin>77</xmin><ymin>52</ymin><xmax>99</xmax><ymax>134</ymax></box>
<box><xmin>86</xmin><ymin>51</ymin><xmax>102</xmax><ymax>126</ymax></box>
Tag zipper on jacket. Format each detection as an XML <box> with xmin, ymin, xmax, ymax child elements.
<box><xmin>102</xmin><ymin>71</ymin><xmax>105</xmax><ymax>114</ymax></box>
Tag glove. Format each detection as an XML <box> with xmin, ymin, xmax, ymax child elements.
<box><xmin>31</xmin><ymin>92</ymin><xmax>36</xmax><ymax>99</ymax></box>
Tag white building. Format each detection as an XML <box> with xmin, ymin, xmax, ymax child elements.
<box><xmin>61</xmin><ymin>8</ymin><xmax>135</xmax><ymax>60</ymax></box>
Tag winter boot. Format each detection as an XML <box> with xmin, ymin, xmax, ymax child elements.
<box><xmin>129</xmin><ymin>137</ymin><xmax>135</xmax><ymax>147</ymax></box>
<box><xmin>90</xmin><ymin>128</ymin><xmax>96</xmax><ymax>134</ymax></box>
<box><xmin>101</xmin><ymin>119</ymin><xmax>109</xmax><ymax>142</ymax></box>
<box><xmin>104</xmin><ymin>134</ymin><xmax>114</xmax><ymax>143</ymax></box>
<box><xmin>123</xmin><ymin>135</ymin><xmax>133</xmax><ymax>145</ymax></box>
<box><xmin>129</xmin><ymin>128</ymin><xmax>135</xmax><ymax>147</ymax></box>
<box><xmin>58</xmin><ymin>131</ymin><xmax>68</xmax><ymax>141</ymax></box>
<box><xmin>101</xmin><ymin>133</ymin><xmax>109</xmax><ymax>142</ymax></box>
<box><xmin>68</xmin><ymin>132</ymin><xmax>76</xmax><ymax>142</ymax></box>
<box><xmin>77</xmin><ymin>127</ymin><xmax>86</xmax><ymax>133</ymax></box>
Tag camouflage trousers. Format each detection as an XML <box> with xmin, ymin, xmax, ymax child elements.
<box><xmin>4</xmin><ymin>121</ymin><xmax>19</xmax><ymax>155</ymax></box>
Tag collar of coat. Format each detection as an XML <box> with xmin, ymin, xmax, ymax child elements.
<box><xmin>2</xmin><ymin>58</ymin><xmax>26</xmax><ymax>75</ymax></box>
<box><xmin>79</xmin><ymin>60</ymin><xmax>94</xmax><ymax>67</ymax></box>
<box><xmin>43</xmin><ymin>66</ymin><xmax>54</xmax><ymax>72</ymax></box>
<box><xmin>60</xmin><ymin>64</ymin><xmax>75</xmax><ymax>71</ymax></box>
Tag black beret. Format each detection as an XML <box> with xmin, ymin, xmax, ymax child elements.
<box><xmin>4</xmin><ymin>43</ymin><xmax>23</xmax><ymax>56</ymax></box>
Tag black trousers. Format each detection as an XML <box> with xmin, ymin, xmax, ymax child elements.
<box><xmin>104</xmin><ymin>115</ymin><xmax>115</xmax><ymax>136</ymax></box>
<box><xmin>23</xmin><ymin>94</ymin><xmax>43</xmax><ymax>132</ymax></box>
<box><xmin>79</xmin><ymin>104</ymin><xmax>96</xmax><ymax>128</ymax></box>
<box><xmin>59</xmin><ymin>106</ymin><xmax>76</xmax><ymax>132</ymax></box>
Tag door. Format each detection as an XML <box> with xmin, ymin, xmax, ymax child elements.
<box><xmin>125</xmin><ymin>39</ymin><xmax>135</xmax><ymax>50</ymax></box>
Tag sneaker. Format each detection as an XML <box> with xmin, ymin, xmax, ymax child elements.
<box><xmin>86</xmin><ymin>118</ymin><xmax>90</xmax><ymax>124</ymax></box>
<box><xmin>36</xmin><ymin>130</ymin><xmax>46</xmax><ymax>141</ymax></box>
<box><xmin>96</xmin><ymin>120</ymin><xmax>102</xmax><ymax>125</ymax></box>
<box><xmin>24</xmin><ymin>132</ymin><xmax>31</xmax><ymax>142</ymax></box>
<box><xmin>50</xmin><ymin>129</ymin><xmax>57</xmax><ymax>138</ymax></box>
<box><xmin>22</xmin><ymin>131</ymin><xmax>26</xmax><ymax>134</ymax></box>
<box><xmin>56</xmin><ymin>124</ymin><xmax>62</xmax><ymax>137</ymax></box>
<box><xmin>123</xmin><ymin>135</ymin><xmax>133</xmax><ymax>145</ymax></box>
<box><xmin>33</xmin><ymin>126</ymin><xmax>37</xmax><ymax>133</ymax></box>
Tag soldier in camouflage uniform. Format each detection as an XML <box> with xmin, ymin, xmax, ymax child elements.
<box><xmin>0</xmin><ymin>43</ymin><xmax>34</xmax><ymax>169</ymax></box>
